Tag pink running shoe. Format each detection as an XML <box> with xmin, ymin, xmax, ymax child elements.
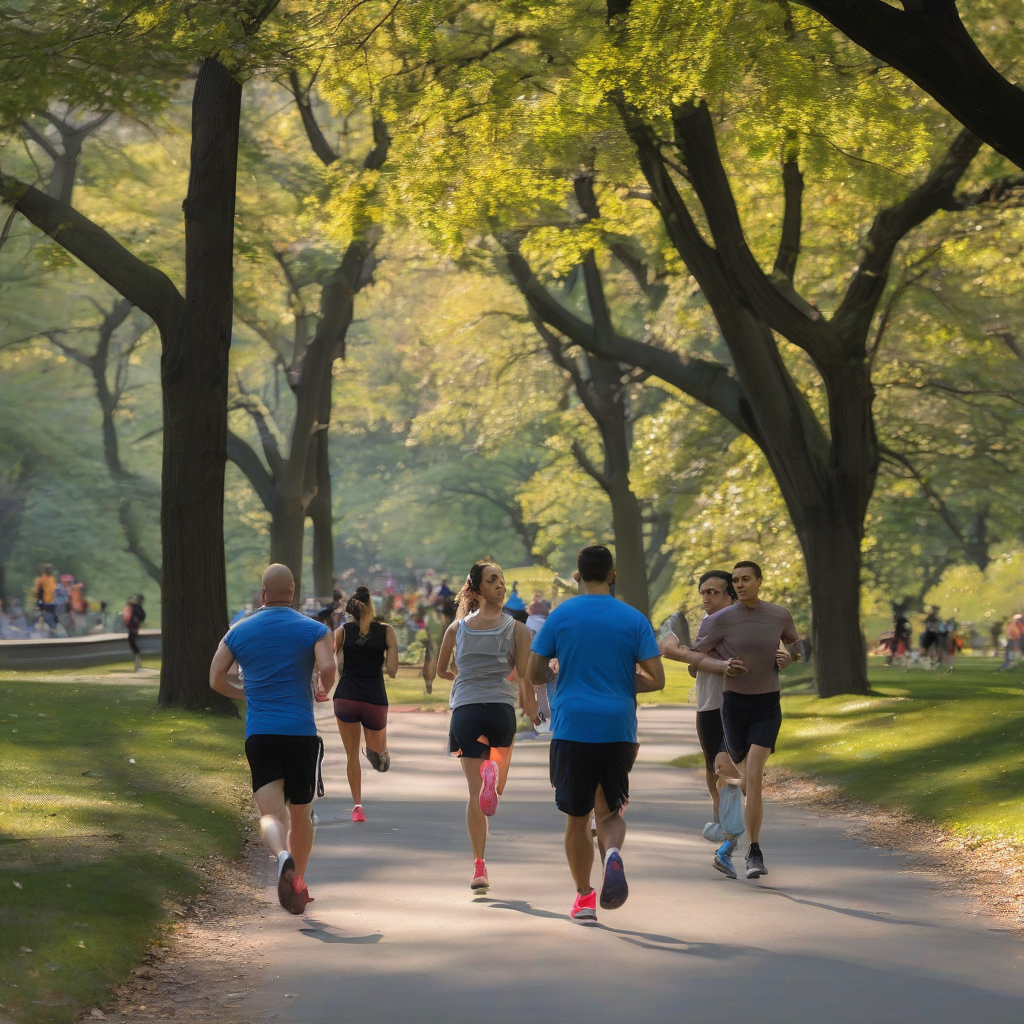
<box><xmin>570</xmin><ymin>889</ymin><xmax>597</xmax><ymax>922</ymax></box>
<box><xmin>479</xmin><ymin>759</ymin><xmax>499</xmax><ymax>816</ymax></box>
<box><xmin>351</xmin><ymin>805</ymin><xmax>366</xmax><ymax>823</ymax></box>
<box><xmin>471</xmin><ymin>858</ymin><xmax>489</xmax><ymax>891</ymax></box>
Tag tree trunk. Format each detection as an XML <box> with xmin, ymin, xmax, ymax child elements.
<box><xmin>269</xmin><ymin>498</ymin><xmax>306</xmax><ymax>598</ymax></box>
<box><xmin>158</xmin><ymin>57</ymin><xmax>241</xmax><ymax>713</ymax></box>
<box><xmin>308</xmin><ymin>420</ymin><xmax>335</xmax><ymax>598</ymax></box>
<box><xmin>607</xmin><ymin>478</ymin><xmax>649</xmax><ymax>617</ymax></box>
<box><xmin>799</xmin><ymin>510</ymin><xmax>869</xmax><ymax>697</ymax></box>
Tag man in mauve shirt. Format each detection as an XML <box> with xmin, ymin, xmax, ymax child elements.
<box><xmin>692</xmin><ymin>560</ymin><xmax>801</xmax><ymax>880</ymax></box>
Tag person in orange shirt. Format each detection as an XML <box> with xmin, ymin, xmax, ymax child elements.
<box><xmin>33</xmin><ymin>564</ymin><xmax>58</xmax><ymax>628</ymax></box>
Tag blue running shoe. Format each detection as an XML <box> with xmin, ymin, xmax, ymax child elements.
<box><xmin>714</xmin><ymin>839</ymin><xmax>737</xmax><ymax>879</ymax></box>
<box><xmin>600</xmin><ymin>849</ymin><xmax>629</xmax><ymax>909</ymax></box>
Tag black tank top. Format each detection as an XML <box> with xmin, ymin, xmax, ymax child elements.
<box><xmin>337</xmin><ymin>621</ymin><xmax>389</xmax><ymax>705</ymax></box>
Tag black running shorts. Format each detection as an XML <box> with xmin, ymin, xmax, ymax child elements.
<box><xmin>448</xmin><ymin>703</ymin><xmax>517</xmax><ymax>759</ymax></box>
<box><xmin>695</xmin><ymin>708</ymin><xmax>727</xmax><ymax>771</ymax></box>
<box><xmin>549</xmin><ymin>739</ymin><xmax>639</xmax><ymax>818</ymax></box>
<box><xmin>720</xmin><ymin>691</ymin><xmax>782</xmax><ymax>764</ymax></box>
<box><xmin>244</xmin><ymin>734</ymin><xmax>323</xmax><ymax>805</ymax></box>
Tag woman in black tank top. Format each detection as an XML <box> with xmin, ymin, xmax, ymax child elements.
<box><xmin>333</xmin><ymin>587</ymin><xmax>398</xmax><ymax>823</ymax></box>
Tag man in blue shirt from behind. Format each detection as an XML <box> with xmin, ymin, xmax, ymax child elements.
<box><xmin>528</xmin><ymin>545</ymin><xmax>664</xmax><ymax>923</ymax></box>
<box><xmin>210</xmin><ymin>563</ymin><xmax>336</xmax><ymax>915</ymax></box>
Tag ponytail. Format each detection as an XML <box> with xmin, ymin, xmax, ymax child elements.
<box><xmin>346</xmin><ymin>585</ymin><xmax>374</xmax><ymax>623</ymax></box>
<box><xmin>455</xmin><ymin>560</ymin><xmax>499</xmax><ymax>619</ymax></box>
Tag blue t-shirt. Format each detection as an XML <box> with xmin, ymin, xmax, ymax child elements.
<box><xmin>222</xmin><ymin>606</ymin><xmax>329</xmax><ymax>738</ymax></box>
<box><xmin>531</xmin><ymin>594</ymin><xmax>660</xmax><ymax>743</ymax></box>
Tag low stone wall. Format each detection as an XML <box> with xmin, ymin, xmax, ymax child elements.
<box><xmin>0</xmin><ymin>629</ymin><xmax>162</xmax><ymax>670</ymax></box>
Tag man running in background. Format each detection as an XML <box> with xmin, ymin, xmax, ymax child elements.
<box><xmin>691</xmin><ymin>561</ymin><xmax>800</xmax><ymax>880</ymax></box>
<box><xmin>528</xmin><ymin>545</ymin><xmax>664</xmax><ymax>923</ymax></box>
<box><xmin>210</xmin><ymin>563</ymin><xmax>336</xmax><ymax>914</ymax></box>
<box><xmin>659</xmin><ymin>571</ymin><xmax>747</xmax><ymax>841</ymax></box>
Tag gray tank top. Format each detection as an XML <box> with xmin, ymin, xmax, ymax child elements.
<box><xmin>449</xmin><ymin>615</ymin><xmax>518</xmax><ymax>710</ymax></box>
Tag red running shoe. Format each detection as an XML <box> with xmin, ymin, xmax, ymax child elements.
<box><xmin>471</xmin><ymin>858</ymin><xmax>489</xmax><ymax>891</ymax></box>
<box><xmin>479</xmin><ymin>759</ymin><xmax>499</xmax><ymax>816</ymax></box>
<box><xmin>570</xmin><ymin>889</ymin><xmax>597</xmax><ymax>922</ymax></box>
<box><xmin>351</xmin><ymin>805</ymin><xmax>366</xmax><ymax>823</ymax></box>
<box><xmin>290</xmin><ymin>875</ymin><xmax>313</xmax><ymax>915</ymax></box>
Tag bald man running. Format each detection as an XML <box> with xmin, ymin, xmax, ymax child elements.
<box><xmin>210</xmin><ymin>564</ymin><xmax>336</xmax><ymax>914</ymax></box>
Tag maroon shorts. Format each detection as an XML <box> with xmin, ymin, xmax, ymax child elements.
<box><xmin>333</xmin><ymin>698</ymin><xmax>388</xmax><ymax>732</ymax></box>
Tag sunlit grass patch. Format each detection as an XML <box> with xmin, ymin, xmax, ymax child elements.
<box><xmin>0</xmin><ymin>679</ymin><xmax>248</xmax><ymax>1024</ymax></box>
<box><xmin>776</xmin><ymin>659</ymin><xmax>1024</xmax><ymax>844</ymax></box>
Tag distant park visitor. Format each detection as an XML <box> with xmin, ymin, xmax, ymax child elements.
<box><xmin>209</xmin><ymin>564</ymin><xmax>336</xmax><ymax>915</ymax></box>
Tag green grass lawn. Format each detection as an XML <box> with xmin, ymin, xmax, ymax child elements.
<box><xmin>0</xmin><ymin>678</ymin><xmax>249</xmax><ymax>1024</ymax></box>
<box><xmin>772</xmin><ymin>658</ymin><xmax>1024</xmax><ymax>844</ymax></box>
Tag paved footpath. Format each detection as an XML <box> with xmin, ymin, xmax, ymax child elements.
<box><xmin>243</xmin><ymin>704</ymin><xmax>1024</xmax><ymax>1023</ymax></box>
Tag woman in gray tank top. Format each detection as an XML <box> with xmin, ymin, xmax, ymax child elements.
<box><xmin>436</xmin><ymin>560</ymin><xmax>538</xmax><ymax>892</ymax></box>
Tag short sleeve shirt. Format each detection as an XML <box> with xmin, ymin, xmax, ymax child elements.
<box><xmin>223</xmin><ymin>606</ymin><xmax>328</xmax><ymax>737</ymax></box>
<box><xmin>692</xmin><ymin>614</ymin><xmax>724</xmax><ymax>712</ymax></box>
<box><xmin>692</xmin><ymin>600</ymin><xmax>798</xmax><ymax>695</ymax></box>
<box><xmin>531</xmin><ymin>595</ymin><xmax>660</xmax><ymax>744</ymax></box>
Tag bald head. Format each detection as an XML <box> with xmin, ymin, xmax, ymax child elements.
<box><xmin>262</xmin><ymin>563</ymin><xmax>295</xmax><ymax>605</ymax></box>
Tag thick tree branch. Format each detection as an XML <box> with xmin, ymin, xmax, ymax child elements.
<box><xmin>772</xmin><ymin>156</ymin><xmax>803</xmax><ymax>283</ymax></box>
<box><xmin>233</xmin><ymin>399</ymin><xmax>285</xmax><ymax>480</ymax></box>
<box><xmin>226</xmin><ymin>430</ymin><xmax>278</xmax><ymax>511</ymax></box>
<box><xmin>831</xmin><ymin>128</ymin><xmax>982</xmax><ymax>346</ymax></box>
<box><xmin>502</xmin><ymin>235</ymin><xmax>759</xmax><ymax>440</ymax></box>
<box><xmin>570</xmin><ymin>439</ymin><xmax>608</xmax><ymax>487</ymax></box>
<box><xmin>672</xmin><ymin>100</ymin><xmax>839</xmax><ymax>360</ymax></box>
<box><xmin>288</xmin><ymin>70</ymin><xmax>340</xmax><ymax>166</ymax></box>
<box><xmin>0</xmin><ymin>173</ymin><xmax>184</xmax><ymax>336</ymax></box>
<box><xmin>793</xmin><ymin>0</ymin><xmax>1024</xmax><ymax>170</ymax></box>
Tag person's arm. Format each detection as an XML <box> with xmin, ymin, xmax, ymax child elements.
<box><xmin>384</xmin><ymin>624</ymin><xmax>399</xmax><ymax>678</ymax></box>
<box><xmin>775</xmin><ymin>644</ymin><xmax>794</xmax><ymax>670</ymax></box>
<box><xmin>313</xmin><ymin>630</ymin><xmax>336</xmax><ymax>701</ymax></box>
<box><xmin>780</xmin><ymin>610</ymin><xmax>802</xmax><ymax>663</ymax></box>
<box><xmin>209</xmin><ymin>641</ymin><xmax>245</xmax><ymax>700</ymax></box>
<box><xmin>635</xmin><ymin>654</ymin><xmax>666</xmax><ymax>693</ymax></box>
<box><xmin>514</xmin><ymin>622</ymin><xmax>541</xmax><ymax>724</ymax></box>
<box><xmin>436</xmin><ymin>621</ymin><xmax>458</xmax><ymax>680</ymax></box>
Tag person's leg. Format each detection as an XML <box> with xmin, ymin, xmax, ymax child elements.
<box><xmin>363</xmin><ymin>725</ymin><xmax>388</xmax><ymax>754</ymax></box>
<box><xmin>460</xmin><ymin>756</ymin><xmax>488</xmax><ymax>859</ymax></box>
<box><xmin>491</xmin><ymin>743</ymin><xmax>513</xmax><ymax>795</ymax></box>
<box><xmin>714</xmin><ymin>750</ymin><xmax>740</xmax><ymax>781</ymax></box>
<box><xmin>287</xmin><ymin>800</ymin><xmax>315</xmax><ymax>876</ymax></box>
<box><xmin>705</xmin><ymin>768</ymin><xmax>720</xmax><ymax>818</ymax></box>
<box><xmin>253</xmin><ymin>779</ymin><xmax>290</xmax><ymax>856</ymax></box>
<box><xmin>593</xmin><ymin>783</ymin><xmax>626</xmax><ymax>861</ymax></box>
<box><xmin>742</xmin><ymin>744</ymin><xmax>772</xmax><ymax>843</ymax></box>
<box><xmin>564</xmin><ymin>812</ymin><xmax>595</xmax><ymax>894</ymax></box>
<box><xmin>337</xmin><ymin>720</ymin><xmax>363</xmax><ymax>805</ymax></box>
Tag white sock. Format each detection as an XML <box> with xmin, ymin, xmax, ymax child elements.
<box><xmin>604</xmin><ymin>846</ymin><xmax>620</xmax><ymax>865</ymax></box>
<box><xmin>277</xmin><ymin>849</ymin><xmax>292</xmax><ymax>878</ymax></box>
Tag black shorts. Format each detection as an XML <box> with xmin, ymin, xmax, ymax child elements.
<box><xmin>721</xmin><ymin>691</ymin><xmax>782</xmax><ymax>764</ymax></box>
<box><xmin>448</xmin><ymin>703</ymin><xmax>517</xmax><ymax>759</ymax></box>
<box><xmin>695</xmin><ymin>708</ymin><xmax>727</xmax><ymax>771</ymax></box>
<box><xmin>244</xmin><ymin>734</ymin><xmax>324</xmax><ymax>805</ymax></box>
<box><xmin>549</xmin><ymin>739</ymin><xmax>639</xmax><ymax>817</ymax></box>
<box><xmin>334</xmin><ymin>698</ymin><xmax>388</xmax><ymax>732</ymax></box>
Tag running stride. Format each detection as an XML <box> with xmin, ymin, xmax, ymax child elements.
<box><xmin>209</xmin><ymin>564</ymin><xmax>335</xmax><ymax>914</ymax></box>
<box><xmin>333</xmin><ymin>586</ymin><xmax>399</xmax><ymax>823</ymax></box>
<box><xmin>436</xmin><ymin>561</ymin><xmax>537</xmax><ymax>892</ymax></box>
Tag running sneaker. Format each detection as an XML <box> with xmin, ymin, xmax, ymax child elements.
<box><xmin>571</xmin><ymin>889</ymin><xmax>597</xmax><ymax>922</ymax></box>
<box><xmin>290</xmin><ymin>875</ymin><xmax>313</xmax><ymax>915</ymax></box>
<box><xmin>479</xmin><ymin>759</ymin><xmax>499</xmax><ymax>816</ymax></box>
<box><xmin>713</xmin><ymin>839</ymin><xmax>737</xmax><ymax>879</ymax></box>
<box><xmin>351</xmin><ymin>805</ymin><xmax>366</xmax><ymax>823</ymax></box>
<box><xmin>702</xmin><ymin>821</ymin><xmax>724</xmax><ymax>843</ymax></box>
<box><xmin>365</xmin><ymin>748</ymin><xmax>391</xmax><ymax>773</ymax></box>
<box><xmin>599</xmin><ymin>849</ymin><xmax>628</xmax><ymax>910</ymax></box>
<box><xmin>277</xmin><ymin>855</ymin><xmax>301</xmax><ymax>913</ymax></box>
<box><xmin>471</xmin><ymin>858</ymin><xmax>489</xmax><ymax>891</ymax></box>
<box><xmin>745</xmin><ymin>848</ymin><xmax>768</xmax><ymax>879</ymax></box>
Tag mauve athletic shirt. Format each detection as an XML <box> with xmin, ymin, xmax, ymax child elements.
<box><xmin>692</xmin><ymin>600</ymin><xmax>799</xmax><ymax>695</ymax></box>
